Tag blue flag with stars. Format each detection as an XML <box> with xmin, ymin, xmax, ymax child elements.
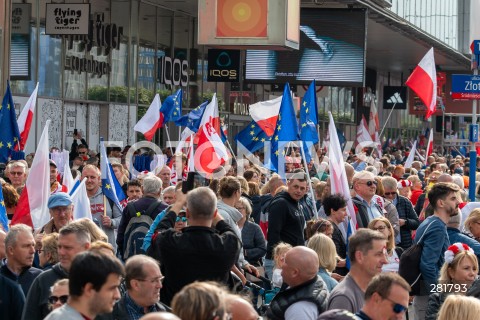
<box><xmin>0</xmin><ymin>81</ymin><xmax>21</xmax><ymax>163</ymax></box>
<box><xmin>160</xmin><ymin>89</ymin><xmax>183</xmax><ymax>125</ymax></box>
<box><xmin>174</xmin><ymin>100</ymin><xmax>208</xmax><ymax>133</ymax></box>
<box><xmin>269</xmin><ymin>83</ymin><xmax>300</xmax><ymax>172</ymax></box>
<box><xmin>300</xmin><ymin>81</ymin><xmax>319</xmax><ymax>163</ymax></box>
<box><xmin>235</xmin><ymin>121</ymin><xmax>270</xmax><ymax>153</ymax></box>
<box><xmin>0</xmin><ymin>186</ymin><xmax>8</xmax><ymax>231</ymax></box>
<box><xmin>100</xmin><ymin>138</ymin><xmax>126</xmax><ymax>211</ymax></box>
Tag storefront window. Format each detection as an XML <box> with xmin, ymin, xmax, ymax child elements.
<box><xmin>110</xmin><ymin>0</ymin><xmax>131</xmax><ymax>103</ymax></box>
<box><xmin>64</xmin><ymin>37</ymin><xmax>87</xmax><ymax>100</ymax></box>
<box><xmin>38</xmin><ymin>29</ymin><xmax>62</xmax><ymax>97</ymax></box>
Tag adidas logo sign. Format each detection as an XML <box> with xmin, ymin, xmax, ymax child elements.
<box><xmin>387</xmin><ymin>93</ymin><xmax>404</xmax><ymax>104</ymax></box>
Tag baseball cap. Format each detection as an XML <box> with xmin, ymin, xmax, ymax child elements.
<box><xmin>48</xmin><ymin>192</ymin><xmax>73</xmax><ymax>208</ymax></box>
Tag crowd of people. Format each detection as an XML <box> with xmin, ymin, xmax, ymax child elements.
<box><xmin>3</xmin><ymin>135</ymin><xmax>480</xmax><ymax>320</ymax></box>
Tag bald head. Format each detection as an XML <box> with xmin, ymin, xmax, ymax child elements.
<box><xmin>227</xmin><ymin>295</ymin><xmax>259</xmax><ymax>320</ymax></box>
<box><xmin>438</xmin><ymin>173</ymin><xmax>453</xmax><ymax>183</ymax></box>
<box><xmin>282</xmin><ymin>246</ymin><xmax>319</xmax><ymax>287</ymax></box>
<box><xmin>139</xmin><ymin>312</ymin><xmax>181</xmax><ymax>320</ymax></box>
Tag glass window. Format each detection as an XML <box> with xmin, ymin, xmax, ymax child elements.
<box><xmin>138</xmin><ymin>2</ymin><xmax>157</xmax><ymax>101</ymax></box>
<box><xmin>39</xmin><ymin>29</ymin><xmax>62</xmax><ymax>97</ymax></box>
<box><xmin>64</xmin><ymin>36</ymin><xmax>87</xmax><ymax>100</ymax></box>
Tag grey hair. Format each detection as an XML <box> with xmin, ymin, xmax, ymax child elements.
<box><xmin>381</xmin><ymin>176</ymin><xmax>398</xmax><ymax>190</ymax></box>
<box><xmin>5</xmin><ymin>224</ymin><xmax>33</xmax><ymax>248</ymax></box>
<box><xmin>187</xmin><ymin>187</ymin><xmax>217</xmax><ymax>219</ymax></box>
<box><xmin>143</xmin><ymin>175</ymin><xmax>163</xmax><ymax>194</ymax></box>
<box><xmin>163</xmin><ymin>186</ymin><xmax>176</xmax><ymax>194</ymax></box>
<box><xmin>59</xmin><ymin>223</ymin><xmax>91</xmax><ymax>245</ymax></box>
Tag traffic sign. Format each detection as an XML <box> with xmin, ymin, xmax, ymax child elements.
<box><xmin>470</xmin><ymin>124</ymin><xmax>479</xmax><ymax>142</ymax></box>
<box><xmin>472</xmin><ymin>40</ymin><xmax>480</xmax><ymax>55</ymax></box>
<box><xmin>451</xmin><ymin>74</ymin><xmax>480</xmax><ymax>99</ymax></box>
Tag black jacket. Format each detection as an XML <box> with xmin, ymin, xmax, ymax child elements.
<box><xmin>331</xmin><ymin>223</ymin><xmax>348</xmax><ymax>276</ymax></box>
<box><xmin>266</xmin><ymin>191</ymin><xmax>306</xmax><ymax>259</ymax></box>
<box><xmin>241</xmin><ymin>220</ymin><xmax>266</xmax><ymax>265</ymax></box>
<box><xmin>266</xmin><ymin>275</ymin><xmax>328</xmax><ymax>320</ymax></box>
<box><xmin>0</xmin><ymin>274</ymin><xmax>25</xmax><ymax>320</ymax></box>
<box><xmin>394</xmin><ymin>195</ymin><xmax>420</xmax><ymax>249</ymax></box>
<box><xmin>116</xmin><ymin>196</ymin><xmax>167</xmax><ymax>256</ymax></box>
<box><xmin>98</xmin><ymin>294</ymin><xmax>169</xmax><ymax>320</ymax></box>
<box><xmin>149</xmin><ymin>210</ymin><xmax>241</xmax><ymax>306</ymax></box>
<box><xmin>22</xmin><ymin>263</ymin><xmax>68</xmax><ymax>320</ymax></box>
<box><xmin>0</xmin><ymin>262</ymin><xmax>42</xmax><ymax>296</ymax></box>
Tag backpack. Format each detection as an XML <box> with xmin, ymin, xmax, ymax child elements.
<box><xmin>398</xmin><ymin>220</ymin><xmax>436</xmax><ymax>296</ymax></box>
<box><xmin>122</xmin><ymin>201</ymin><xmax>164</xmax><ymax>261</ymax></box>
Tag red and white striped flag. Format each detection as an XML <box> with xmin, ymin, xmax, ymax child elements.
<box><xmin>12</xmin><ymin>120</ymin><xmax>51</xmax><ymax>229</ymax></box>
<box><xmin>406</xmin><ymin>48</ymin><xmax>437</xmax><ymax>120</ymax></box>
<box><xmin>16</xmin><ymin>82</ymin><xmax>39</xmax><ymax>151</ymax></box>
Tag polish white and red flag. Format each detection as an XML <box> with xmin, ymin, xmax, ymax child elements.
<box><xmin>426</xmin><ymin>128</ymin><xmax>434</xmax><ymax>158</ymax></box>
<box><xmin>12</xmin><ymin>120</ymin><xmax>51</xmax><ymax>230</ymax></box>
<box><xmin>356</xmin><ymin>115</ymin><xmax>374</xmax><ymax>149</ymax></box>
<box><xmin>194</xmin><ymin>94</ymin><xmax>228</xmax><ymax>176</ymax></box>
<box><xmin>134</xmin><ymin>94</ymin><xmax>162</xmax><ymax>141</ymax></box>
<box><xmin>16</xmin><ymin>82</ymin><xmax>39</xmax><ymax>151</ymax></box>
<box><xmin>249</xmin><ymin>95</ymin><xmax>282</xmax><ymax>136</ymax></box>
<box><xmin>406</xmin><ymin>47</ymin><xmax>437</xmax><ymax>120</ymax></box>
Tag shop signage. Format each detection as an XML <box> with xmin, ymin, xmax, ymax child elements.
<box><xmin>12</xmin><ymin>3</ymin><xmax>31</xmax><ymax>35</ymax></box>
<box><xmin>207</xmin><ymin>49</ymin><xmax>240</xmax><ymax>82</ymax></box>
<box><xmin>64</xmin><ymin>13</ymin><xmax>124</xmax><ymax>77</ymax></box>
<box><xmin>45</xmin><ymin>3</ymin><xmax>90</xmax><ymax>35</ymax></box>
<box><xmin>158</xmin><ymin>56</ymin><xmax>189</xmax><ymax>87</ymax></box>
<box><xmin>383</xmin><ymin>86</ymin><xmax>407</xmax><ymax>109</ymax></box>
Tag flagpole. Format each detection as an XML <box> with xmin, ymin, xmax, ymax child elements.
<box><xmin>379</xmin><ymin>102</ymin><xmax>397</xmax><ymax>138</ymax></box>
<box><xmin>164</xmin><ymin>124</ymin><xmax>174</xmax><ymax>155</ymax></box>
<box><xmin>225</xmin><ymin>139</ymin><xmax>237</xmax><ymax>162</ymax></box>
<box><xmin>299</xmin><ymin>143</ymin><xmax>318</xmax><ymax>219</ymax></box>
<box><xmin>103</xmin><ymin>195</ymin><xmax>107</xmax><ymax>216</ymax></box>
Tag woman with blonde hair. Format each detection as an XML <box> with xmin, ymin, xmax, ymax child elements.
<box><xmin>368</xmin><ymin>217</ymin><xmax>402</xmax><ymax>273</ymax></box>
<box><xmin>426</xmin><ymin>243</ymin><xmax>478</xmax><ymax>320</ymax></box>
<box><xmin>465</xmin><ymin>208</ymin><xmax>480</xmax><ymax>242</ymax></box>
<box><xmin>39</xmin><ymin>233</ymin><xmax>59</xmax><ymax>269</ymax></box>
<box><xmin>307</xmin><ymin>233</ymin><xmax>338</xmax><ymax>292</ymax></box>
<box><xmin>72</xmin><ymin>218</ymin><xmax>108</xmax><ymax>242</ymax></box>
<box><xmin>437</xmin><ymin>295</ymin><xmax>480</xmax><ymax>320</ymax></box>
<box><xmin>172</xmin><ymin>281</ymin><xmax>229</xmax><ymax>320</ymax></box>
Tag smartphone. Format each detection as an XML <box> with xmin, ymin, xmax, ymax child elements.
<box><xmin>182</xmin><ymin>172</ymin><xmax>196</xmax><ymax>194</ymax></box>
<box><xmin>73</xmin><ymin>129</ymin><xmax>78</xmax><ymax>135</ymax></box>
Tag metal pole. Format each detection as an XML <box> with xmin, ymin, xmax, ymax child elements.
<box><xmin>469</xmin><ymin>69</ymin><xmax>478</xmax><ymax>202</ymax></box>
<box><xmin>379</xmin><ymin>102</ymin><xmax>397</xmax><ymax>137</ymax></box>
<box><xmin>442</xmin><ymin>110</ymin><xmax>445</xmax><ymax>153</ymax></box>
<box><xmin>300</xmin><ymin>143</ymin><xmax>318</xmax><ymax>219</ymax></box>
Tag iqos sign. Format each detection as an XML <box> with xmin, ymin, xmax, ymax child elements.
<box><xmin>207</xmin><ymin>49</ymin><xmax>240</xmax><ymax>82</ymax></box>
<box><xmin>158</xmin><ymin>56</ymin><xmax>189</xmax><ymax>87</ymax></box>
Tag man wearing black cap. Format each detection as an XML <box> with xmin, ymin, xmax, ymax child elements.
<box><xmin>49</xmin><ymin>160</ymin><xmax>68</xmax><ymax>194</ymax></box>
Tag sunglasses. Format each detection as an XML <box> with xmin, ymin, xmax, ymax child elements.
<box><xmin>384</xmin><ymin>192</ymin><xmax>397</xmax><ymax>196</ymax></box>
<box><xmin>175</xmin><ymin>217</ymin><xmax>187</xmax><ymax>223</ymax></box>
<box><xmin>384</xmin><ymin>297</ymin><xmax>407</xmax><ymax>314</ymax></box>
<box><xmin>360</xmin><ymin>180</ymin><xmax>377</xmax><ymax>187</ymax></box>
<box><xmin>48</xmin><ymin>295</ymin><xmax>68</xmax><ymax>304</ymax></box>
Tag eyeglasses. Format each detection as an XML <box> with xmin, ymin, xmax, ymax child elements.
<box><xmin>384</xmin><ymin>297</ymin><xmax>408</xmax><ymax>314</ymax></box>
<box><xmin>384</xmin><ymin>192</ymin><xmax>397</xmax><ymax>196</ymax></box>
<box><xmin>373</xmin><ymin>225</ymin><xmax>388</xmax><ymax>231</ymax></box>
<box><xmin>359</xmin><ymin>180</ymin><xmax>377</xmax><ymax>187</ymax></box>
<box><xmin>137</xmin><ymin>276</ymin><xmax>165</xmax><ymax>284</ymax></box>
<box><xmin>10</xmin><ymin>171</ymin><xmax>24</xmax><ymax>176</ymax></box>
<box><xmin>48</xmin><ymin>295</ymin><xmax>68</xmax><ymax>304</ymax></box>
<box><xmin>175</xmin><ymin>217</ymin><xmax>187</xmax><ymax>223</ymax></box>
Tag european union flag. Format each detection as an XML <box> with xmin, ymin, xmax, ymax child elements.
<box><xmin>0</xmin><ymin>81</ymin><xmax>21</xmax><ymax>163</ymax></box>
<box><xmin>0</xmin><ymin>186</ymin><xmax>8</xmax><ymax>231</ymax></box>
<box><xmin>300</xmin><ymin>81</ymin><xmax>319</xmax><ymax>163</ymax></box>
<box><xmin>235</xmin><ymin>121</ymin><xmax>270</xmax><ymax>153</ymax></box>
<box><xmin>161</xmin><ymin>89</ymin><xmax>183</xmax><ymax>124</ymax></box>
<box><xmin>100</xmin><ymin>139</ymin><xmax>126</xmax><ymax>210</ymax></box>
<box><xmin>175</xmin><ymin>100</ymin><xmax>208</xmax><ymax>133</ymax></box>
<box><xmin>269</xmin><ymin>83</ymin><xmax>300</xmax><ymax>172</ymax></box>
